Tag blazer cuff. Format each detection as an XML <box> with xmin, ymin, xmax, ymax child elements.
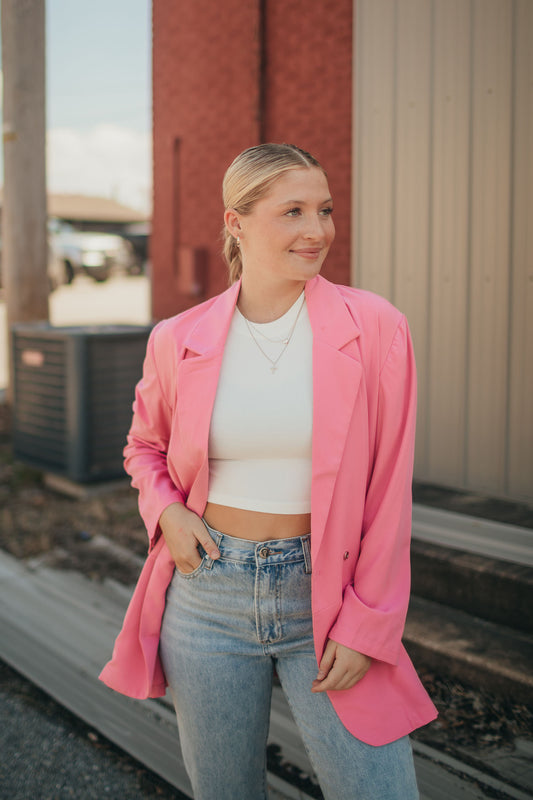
<box><xmin>328</xmin><ymin>585</ymin><xmax>404</xmax><ymax>666</ymax></box>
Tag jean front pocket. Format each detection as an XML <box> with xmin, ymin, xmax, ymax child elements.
<box><xmin>174</xmin><ymin>544</ymin><xmax>213</xmax><ymax>579</ymax></box>
<box><xmin>175</xmin><ymin>557</ymin><xmax>207</xmax><ymax>579</ymax></box>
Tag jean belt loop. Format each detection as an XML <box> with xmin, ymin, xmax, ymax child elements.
<box><xmin>302</xmin><ymin>534</ymin><xmax>312</xmax><ymax>574</ymax></box>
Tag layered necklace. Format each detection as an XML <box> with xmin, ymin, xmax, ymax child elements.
<box><xmin>242</xmin><ymin>293</ymin><xmax>306</xmax><ymax>374</ymax></box>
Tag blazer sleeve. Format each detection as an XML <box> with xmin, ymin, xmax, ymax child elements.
<box><xmin>328</xmin><ymin>315</ymin><xmax>416</xmax><ymax>665</ymax></box>
<box><xmin>123</xmin><ymin>322</ymin><xmax>186</xmax><ymax>551</ymax></box>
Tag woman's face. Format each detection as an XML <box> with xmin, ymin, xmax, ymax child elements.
<box><xmin>230</xmin><ymin>167</ymin><xmax>335</xmax><ymax>286</ymax></box>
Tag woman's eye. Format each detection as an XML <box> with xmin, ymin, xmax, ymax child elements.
<box><xmin>284</xmin><ymin>206</ymin><xmax>333</xmax><ymax>218</ymax></box>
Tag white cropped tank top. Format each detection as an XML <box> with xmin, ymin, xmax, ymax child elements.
<box><xmin>207</xmin><ymin>293</ymin><xmax>313</xmax><ymax>514</ymax></box>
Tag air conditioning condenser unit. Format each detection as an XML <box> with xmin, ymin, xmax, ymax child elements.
<box><xmin>12</xmin><ymin>323</ymin><xmax>152</xmax><ymax>483</ymax></box>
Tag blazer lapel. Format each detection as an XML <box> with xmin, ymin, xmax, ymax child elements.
<box><xmin>175</xmin><ymin>281</ymin><xmax>240</xmax><ymax>514</ymax></box>
<box><xmin>306</xmin><ymin>277</ymin><xmax>362</xmax><ymax>560</ymax></box>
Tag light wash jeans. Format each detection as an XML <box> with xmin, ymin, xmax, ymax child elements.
<box><xmin>160</xmin><ymin>522</ymin><xmax>419</xmax><ymax>800</ymax></box>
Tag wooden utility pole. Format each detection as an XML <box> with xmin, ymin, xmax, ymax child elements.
<box><xmin>1</xmin><ymin>0</ymin><xmax>48</xmax><ymax>400</ymax></box>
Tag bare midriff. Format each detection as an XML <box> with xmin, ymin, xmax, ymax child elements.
<box><xmin>203</xmin><ymin>502</ymin><xmax>311</xmax><ymax>541</ymax></box>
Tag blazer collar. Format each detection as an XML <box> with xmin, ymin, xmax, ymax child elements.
<box><xmin>305</xmin><ymin>275</ymin><xmax>360</xmax><ymax>350</ymax></box>
<box><xmin>184</xmin><ymin>280</ymin><xmax>241</xmax><ymax>356</ymax></box>
<box><xmin>183</xmin><ymin>274</ymin><xmax>360</xmax><ymax>356</ymax></box>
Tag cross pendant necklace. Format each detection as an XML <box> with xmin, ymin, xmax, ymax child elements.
<box><xmin>243</xmin><ymin>293</ymin><xmax>306</xmax><ymax>374</ymax></box>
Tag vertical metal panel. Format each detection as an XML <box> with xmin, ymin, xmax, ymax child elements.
<box><xmin>353</xmin><ymin>0</ymin><xmax>532</xmax><ymax>502</ymax></box>
<box><xmin>392</xmin><ymin>0</ymin><xmax>432</xmax><ymax>473</ymax></box>
<box><xmin>426</xmin><ymin>0</ymin><xmax>471</xmax><ymax>484</ymax></box>
<box><xmin>508</xmin><ymin>0</ymin><xmax>533</xmax><ymax>498</ymax></box>
<box><xmin>352</xmin><ymin>0</ymin><xmax>396</xmax><ymax>296</ymax></box>
<box><xmin>466</xmin><ymin>0</ymin><xmax>512</xmax><ymax>492</ymax></box>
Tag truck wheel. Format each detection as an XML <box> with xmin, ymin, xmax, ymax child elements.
<box><xmin>64</xmin><ymin>260</ymin><xmax>75</xmax><ymax>284</ymax></box>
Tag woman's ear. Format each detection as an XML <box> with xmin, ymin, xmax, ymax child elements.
<box><xmin>224</xmin><ymin>208</ymin><xmax>242</xmax><ymax>240</ymax></box>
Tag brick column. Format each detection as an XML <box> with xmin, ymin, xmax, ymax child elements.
<box><xmin>263</xmin><ymin>0</ymin><xmax>353</xmax><ymax>287</ymax></box>
<box><xmin>152</xmin><ymin>0</ymin><xmax>261</xmax><ymax>319</ymax></box>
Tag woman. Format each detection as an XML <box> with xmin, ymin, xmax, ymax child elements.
<box><xmin>100</xmin><ymin>143</ymin><xmax>437</xmax><ymax>799</ymax></box>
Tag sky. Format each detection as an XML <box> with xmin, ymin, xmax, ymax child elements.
<box><xmin>1</xmin><ymin>0</ymin><xmax>152</xmax><ymax>214</ymax></box>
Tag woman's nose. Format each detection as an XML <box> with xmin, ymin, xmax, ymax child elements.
<box><xmin>303</xmin><ymin>214</ymin><xmax>325</xmax><ymax>239</ymax></box>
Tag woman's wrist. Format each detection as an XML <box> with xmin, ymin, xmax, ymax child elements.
<box><xmin>159</xmin><ymin>502</ymin><xmax>191</xmax><ymax>535</ymax></box>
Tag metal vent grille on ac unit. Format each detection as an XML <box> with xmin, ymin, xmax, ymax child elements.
<box><xmin>12</xmin><ymin>323</ymin><xmax>152</xmax><ymax>483</ymax></box>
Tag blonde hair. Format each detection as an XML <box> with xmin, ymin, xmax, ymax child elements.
<box><xmin>222</xmin><ymin>143</ymin><xmax>326</xmax><ymax>283</ymax></box>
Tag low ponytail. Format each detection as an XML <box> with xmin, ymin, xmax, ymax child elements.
<box><xmin>223</xmin><ymin>230</ymin><xmax>243</xmax><ymax>284</ymax></box>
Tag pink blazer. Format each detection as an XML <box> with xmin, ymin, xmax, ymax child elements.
<box><xmin>100</xmin><ymin>275</ymin><xmax>437</xmax><ymax>745</ymax></box>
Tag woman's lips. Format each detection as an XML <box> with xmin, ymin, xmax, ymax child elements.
<box><xmin>291</xmin><ymin>248</ymin><xmax>322</xmax><ymax>259</ymax></box>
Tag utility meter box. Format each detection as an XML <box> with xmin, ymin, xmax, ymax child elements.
<box><xmin>12</xmin><ymin>323</ymin><xmax>152</xmax><ymax>482</ymax></box>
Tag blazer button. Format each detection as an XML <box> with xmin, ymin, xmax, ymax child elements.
<box><xmin>343</xmin><ymin>551</ymin><xmax>349</xmax><ymax>560</ymax></box>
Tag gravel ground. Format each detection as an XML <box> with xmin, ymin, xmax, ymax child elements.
<box><xmin>0</xmin><ymin>660</ymin><xmax>187</xmax><ymax>800</ymax></box>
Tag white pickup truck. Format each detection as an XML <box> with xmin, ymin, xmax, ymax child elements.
<box><xmin>48</xmin><ymin>219</ymin><xmax>134</xmax><ymax>289</ymax></box>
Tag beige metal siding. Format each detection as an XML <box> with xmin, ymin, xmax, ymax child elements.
<box><xmin>353</xmin><ymin>0</ymin><xmax>396</xmax><ymax>299</ymax></box>
<box><xmin>353</xmin><ymin>0</ymin><xmax>533</xmax><ymax>502</ymax></box>
<box><xmin>508</xmin><ymin>0</ymin><xmax>533</xmax><ymax>498</ymax></box>
<box><xmin>468</xmin><ymin>0</ymin><xmax>513</xmax><ymax>493</ymax></box>
<box><xmin>393</xmin><ymin>0</ymin><xmax>433</xmax><ymax>473</ymax></box>
<box><xmin>428</xmin><ymin>0</ymin><xmax>471</xmax><ymax>485</ymax></box>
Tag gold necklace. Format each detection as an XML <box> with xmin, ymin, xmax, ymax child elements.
<box><xmin>243</xmin><ymin>294</ymin><xmax>305</xmax><ymax>373</ymax></box>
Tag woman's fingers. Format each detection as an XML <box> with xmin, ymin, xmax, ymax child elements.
<box><xmin>314</xmin><ymin>638</ymin><xmax>337</xmax><ymax>682</ymax></box>
<box><xmin>311</xmin><ymin>639</ymin><xmax>371</xmax><ymax>693</ymax></box>
<box><xmin>169</xmin><ymin>529</ymin><xmax>205</xmax><ymax>573</ymax></box>
<box><xmin>194</xmin><ymin>523</ymin><xmax>220</xmax><ymax>561</ymax></box>
<box><xmin>159</xmin><ymin>503</ymin><xmax>220</xmax><ymax>572</ymax></box>
<box><xmin>178</xmin><ymin>525</ymin><xmax>218</xmax><ymax>573</ymax></box>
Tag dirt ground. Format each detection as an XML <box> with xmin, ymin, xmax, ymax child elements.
<box><xmin>0</xmin><ymin>402</ymin><xmax>147</xmax><ymax>586</ymax></box>
<box><xmin>1</xmin><ymin>400</ymin><xmax>531</xmax><ymax>759</ymax></box>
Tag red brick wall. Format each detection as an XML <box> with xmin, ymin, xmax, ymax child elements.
<box><xmin>263</xmin><ymin>1</ymin><xmax>353</xmax><ymax>288</ymax></box>
<box><xmin>152</xmin><ymin>0</ymin><xmax>352</xmax><ymax>319</ymax></box>
<box><xmin>151</xmin><ymin>0</ymin><xmax>261</xmax><ymax>318</ymax></box>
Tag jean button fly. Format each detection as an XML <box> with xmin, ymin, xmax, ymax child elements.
<box><xmin>259</xmin><ymin>546</ymin><xmax>270</xmax><ymax>558</ymax></box>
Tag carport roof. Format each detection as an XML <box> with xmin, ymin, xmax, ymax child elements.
<box><xmin>0</xmin><ymin>189</ymin><xmax>149</xmax><ymax>224</ymax></box>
